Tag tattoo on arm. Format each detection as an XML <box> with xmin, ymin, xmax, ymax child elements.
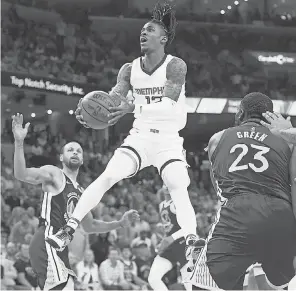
<box><xmin>109</xmin><ymin>63</ymin><xmax>132</xmax><ymax>100</ymax></box>
<box><xmin>163</xmin><ymin>57</ymin><xmax>187</xmax><ymax>102</ymax></box>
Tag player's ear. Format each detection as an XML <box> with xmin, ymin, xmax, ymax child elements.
<box><xmin>60</xmin><ymin>154</ymin><xmax>63</xmax><ymax>163</ymax></box>
<box><xmin>161</xmin><ymin>35</ymin><xmax>168</xmax><ymax>45</ymax></box>
<box><xmin>238</xmin><ymin>109</ymin><xmax>245</xmax><ymax>121</ymax></box>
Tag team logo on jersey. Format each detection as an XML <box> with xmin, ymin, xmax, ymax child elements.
<box><xmin>64</xmin><ymin>192</ymin><xmax>80</xmax><ymax>221</ymax></box>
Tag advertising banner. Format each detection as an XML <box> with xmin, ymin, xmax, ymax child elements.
<box><xmin>1</xmin><ymin>71</ymin><xmax>96</xmax><ymax>97</ymax></box>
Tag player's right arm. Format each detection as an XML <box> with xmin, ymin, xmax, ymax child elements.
<box><xmin>12</xmin><ymin>113</ymin><xmax>57</xmax><ymax>185</ymax></box>
<box><xmin>109</xmin><ymin>63</ymin><xmax>132</xmax><ymax>100</ymax></box>
<box><xmin>207</xmin><ymin>130</ymin><xmax>225</xmax><ymax>191</ymax></box>
<box><xmin>290</xmin><ymin>147</ymin><xmax>296</xmax><ymax>220</ymax></box>
<box><xmin>75</xmin><ymin>63</ymin><xmax>132</xmax><ymax>127</ymax></box>
<box><xmin>81</xmin><ymin>209</ymin><xmax>139</xmax><ymax>234</ymax></box>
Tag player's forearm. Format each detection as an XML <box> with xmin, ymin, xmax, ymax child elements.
<box><xmin>171</xmin><ymin>229</ymin><xmax>185</xmax><ymax>240</ymax></box>
<box><xmin>279</xmin><ymin>128</ymin><xmax>296</xmax><ymax>145</ymax></box>
<box><xmin>133</xmin><ymin>97</ymin><xmax>176</xmax><ymax>114</ymax></box>
<box><xmin>18</xmin><ymin>275</ymin><xmax>32</xmax><ymax>288</ymax></box>
<box><xmin>14</xmin><ymin>140</ymin><xmax>27</xmax><ymax>181</ymax></box>
<box><xmin>133</xmin><ymin>275</ymin><xmax>148</xmax><ymax>286</ymax></box>
<box><xmin>84</xmin><ymin>219</ymin><xmax>123</xmax><ymax>234</ymax></box>
<box><xmin>290</xmin><ymin>147</ymin><xmax>296</xmax><ymax>219</ymax></box>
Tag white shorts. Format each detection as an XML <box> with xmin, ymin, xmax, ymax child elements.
<box><xmin>183</xmin><ymin>245</ymin><xmax>221</xmax><ymax>290</ymax></box>
<box><xmin>117</xmin><ymin>128</ymin><xmax>187</xmax><ymax>177</ymax></box>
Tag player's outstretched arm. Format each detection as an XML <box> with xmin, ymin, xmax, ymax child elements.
<box><xmin>290</xmin><ymin>147</ymin><xmax>296</xmax><ymax>220</ymax></box>
<box><xmin>12</xmin><ymin>113</ymin><xmax>56</xmax><ymax>185</ymax></box>
<box><xmin>261</xmin><ymin>112</ymin><xmax>296</xmax><ymax>144</ymax></box>
<box><xmin>81</xmin><ymin>209</ymin><xmax>139</xmax><ymax>234</ymax></box>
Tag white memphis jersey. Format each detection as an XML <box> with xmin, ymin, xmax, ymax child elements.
<box><xmin>130</xmin><ymin>54</ymin><xmax>187</xmax><ymax>132</ymax></box>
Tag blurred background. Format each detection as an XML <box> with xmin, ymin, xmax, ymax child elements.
<box><xmin>1</xmin><ymin>0</ymin><xmax>296</xmax><ymax>289</ymax></box>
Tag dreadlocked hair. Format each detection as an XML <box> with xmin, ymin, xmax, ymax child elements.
<box><xmin>241</xmin><ymin>92</ymin><xmax>273</xmax><ymax>119</ymax></box>
<box><xmin>151</xmin><ymin>2</ymin><xmax>177</xmax><ymax>45</ymax></box>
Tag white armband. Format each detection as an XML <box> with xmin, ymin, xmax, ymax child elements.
<box><xmin>171</xmin><ymin>229</ymin><xmax>185</xmax><ymax>240</ymax></box>
<box><xmin>132</xmin><ymin>97</ymin><xmax>176</xmax><ymax>114</ymax></box>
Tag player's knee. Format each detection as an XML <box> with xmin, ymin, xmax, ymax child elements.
<box><xmin>148</xmin><ymin>270</ymin><xmax>161</xmax><ymax>286</ymax></box>
<box><xmin>162</xmin><ymin>162</ymin><xmax>190</xmax><ymax>191</ymax></box>
<box><xmin>102</xmin><ymin>151</ymin><xmax>138</xmax><ymax>185</ymax></box>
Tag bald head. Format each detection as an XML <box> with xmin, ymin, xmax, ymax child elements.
<box><xmin>235</xmin><ymin>92</ymin><xmax>273</xmax><ymax>125</ymax></box>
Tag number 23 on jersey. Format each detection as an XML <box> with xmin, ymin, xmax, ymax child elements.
<box><xmin>229</xmin><ymin>143</ymin><xmax>270</xmax><ymax>173</ymax></box>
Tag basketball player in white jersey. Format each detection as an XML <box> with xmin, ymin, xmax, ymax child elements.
<box><xmin>12</xmin><ymin>113</ymin><xmax>139</xmax><ymax>290</ymax></box>
<box><xmin>46</xmin><ymin>2</ymin><xmax>198</xmax><ymax>255</ymax></box>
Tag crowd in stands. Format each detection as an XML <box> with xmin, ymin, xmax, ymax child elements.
<box><xmin>1</xmin><ymin>122</ymin><xmax>218</xmax><ymax>290</ymax></box>
<box><xmin>2</xmin><ymin>3</ymin><xmax>296</xmax><ymax>101</ymax></box>
<box><xmin>9</xmin><ymin>0</ymin><xmax>296</xmax><ymax>27</ymax></box>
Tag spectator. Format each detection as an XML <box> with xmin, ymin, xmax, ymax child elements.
<box><xmin>131</xmin><ymin>231</ymin><xmax>152</xmax><ymax>250</ymax></box>
<box><xmin>1</xmin><ymin>251</ymin><xmax>17</xmax><ymax>289</ymax></box>
<box><xmin>99</xmin><ymin>248</ymin><xmax>129</xmax><ymax>290</ymax></box>
<box><xmin>9</xmin><ymin>211</ymin><xmax>35</xmax><ymax>245</ymax></box>
<box><xmin>133</xmin><ymin>243</ymin><xmax>152</xmax><ymax>282</ymax></box>
<box><xmin>5</xmin><ymin>242</ymin><xmax>17</xmax><ymax>262</ymax></box>
<box><xmin>14</xmin><ymin>244</ymin><xmax>38</xmax><ymax>289</ymax></box>
<box><xmin>130</xmin><ymin>213</ymin><xmax>151</xmax><ymax>239</ymax></box>
<box><xmin>76</xmin><ymin>249</ymin><xmax>102</xmax><ymax>290</ymax></box>
<box><xmin>5</xmin><ymin>190</ymin><xmax>21</xmax><ymax>209</ymax></box>
<box><xmin>27</xmin><ymin>206</ymin><xmax>39</xmax><ymax>230</ymax></box>
<box><xmin>8</xmin><ymin>207</ymin><xmax>25</xmax><ymax>227</ymax></box>
<box><xmin>91</xmin><ymin>233</ymin><xmax>112</xmax><ymax>267</ymax></box>
<box><xmin>121</xmin><ymin>246</ymin><xmax>148</xmax><ymax>290</ymax></box>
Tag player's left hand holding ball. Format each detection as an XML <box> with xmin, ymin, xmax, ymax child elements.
<box><xmin>120</xmin><ymin>210</ymin><xmax>140</xmax><ymax>227</ymax></box>
<box><xmin>108</xmin><ymin>98</ymin><xmax>135</xmax><ymax>126</ymax></box>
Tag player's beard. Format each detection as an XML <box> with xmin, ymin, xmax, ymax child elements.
<box><xmin>64</xmin><ymin>159</ymin><xmax>82</xmax><ymax>171</ymax></box>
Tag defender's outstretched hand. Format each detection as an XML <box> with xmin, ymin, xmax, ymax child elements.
<box><xmin>261</xmin><ymin>111</ymin><xmax>296</xmax><ymax>145</ymax></box>
<box><xmin>75</xmin><ymin>98</ymin><xmax>90</xmax><ymax>128</ymax></box>
<box><xmin>12</xmin><ymin>113</ymin><xmax>30</xmax><ymax>142</ymax></box>
<box><xmin>120</xmin><ymin>210</ymin><xmax>140</xmax><ymax>227</ymax></box>
<box><xmin>261</xmin><ymin>112</ymin><xmax>292</xmax><ymax>132</ymax></box>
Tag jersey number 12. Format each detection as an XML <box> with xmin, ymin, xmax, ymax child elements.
<box><xmin>229</xmin><ymin>143</ymin><xmax>270</xmax><ymax>173</ymax></box>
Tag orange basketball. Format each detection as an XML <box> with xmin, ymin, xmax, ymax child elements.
<box><xmin>80</xmin><ymin>91</ymin><xmax>121</xmax><ymax>130</ymax></box>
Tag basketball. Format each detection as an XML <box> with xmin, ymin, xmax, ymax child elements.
<box><xmin>80</xmin><ymin>91</ymin><xmax>121</xmax><ymax>129</ymax></box>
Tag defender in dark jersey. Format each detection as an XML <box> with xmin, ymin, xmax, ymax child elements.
<box><xmin>206</xmin><ymin>93</ymin><xmax>296</xmax><ymax>290</ymax></box>
<box><xmin>12</xmin><ymin>113</ymin><xmax>139</xmax><ymax>290</ymax></box>
<box><xmin>148</xmin><ymin>186</ymin><xmax>187</xmax><ymax>290</ymax></box>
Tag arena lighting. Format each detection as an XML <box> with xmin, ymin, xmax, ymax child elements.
<box><xmin>47</xmin><ymin>109</ymin><xmax>53</xmax><ymax>115</ymax></box>
<box><xmin>227</xmin><ymin>5</ymin><xmax>232</xmax><ymax>9</ymax></box>
<box><xmin>220</xmin><ymin>10</ymin><xmax>226</xmax><ymax>14</ymax></box>
<box><xmin>234</xmin><ymin>1</ymin><xmax>239</xmax><ymax>5</ymax></box>
<box><xmin>31</xmin><ymin>113</ymin><xmax>36</xmax><ymax>118</ymax></box>
<box><xmin>69</xmin><ymin>110</ymin><xmax>74</xmax><ymax>115</ymax></box>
